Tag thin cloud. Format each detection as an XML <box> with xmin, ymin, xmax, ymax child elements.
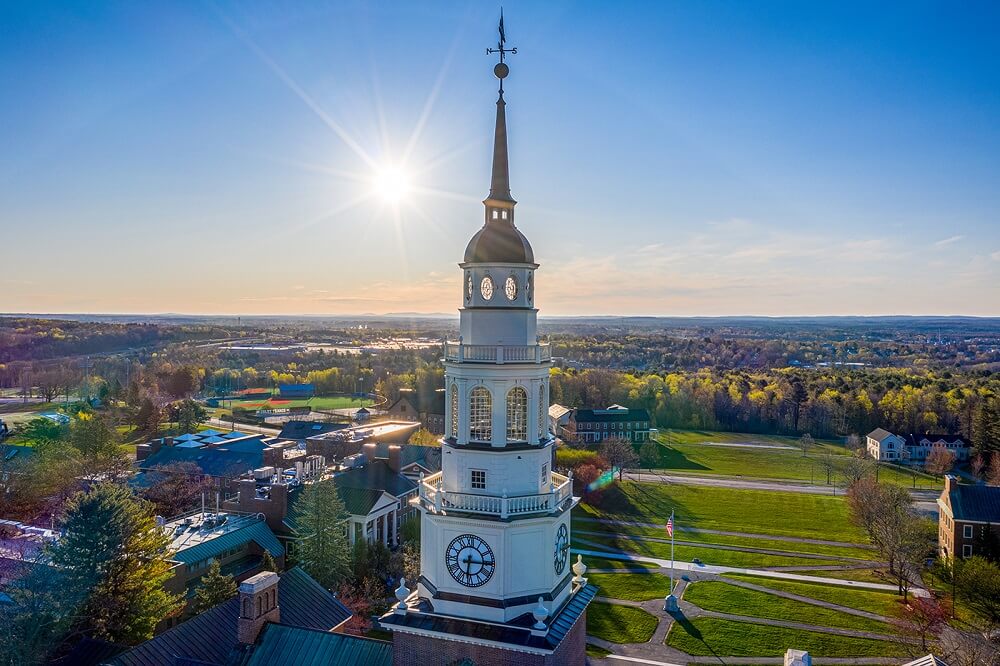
<box><xmin>934</xmin><ymin>235</ymin><xmax>965</xmax><ymax>247</ymax></box>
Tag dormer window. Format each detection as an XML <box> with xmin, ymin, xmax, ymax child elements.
<box><xmin>492</xmin><ymin>210</ymin><xmax>499</xmax><ymax>220</ymax></box>
<box><xmin>501</xmin><ymin>210</ymin><xmax>508</xmax><ymax>220</ymax></box>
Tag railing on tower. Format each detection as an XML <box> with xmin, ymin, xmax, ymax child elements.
<box><xmin>443</xmin><ymin>342</ymin><xmax>551</xmax><ymax>364</ymax></box>
<box><xmin>417</xmin><ymin>471</ymin><xmax>572</xmax><ymax>518</ymax></box>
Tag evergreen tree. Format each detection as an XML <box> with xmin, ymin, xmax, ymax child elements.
<box><xmin>260</xmin><ymin>549</ymin><xmax>279</xmax><ymax>573</ymax></box>
<box><xmin>175</xmin><ymin>399</ymin><xmax>208</xmax><ymax>434</ymax></box>
<box><xmin>194</xmin><ymin>560</ymin><xmax>237</xmax><ymax>612</ymax></box>
<box><xmin>47</xmin><ymin>484</ymin><xmax>181</xmax><ymax>644</ymax></box>
<box><xmin>293</xmin><ymin>479</ymin><xmax>352</xmax><ymax>589</ymax></box>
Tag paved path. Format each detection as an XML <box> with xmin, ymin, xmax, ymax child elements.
<box><xmin>575</xmin><ymin>530</ymin><xmax>876</xmax><ymax>563</ymax></box>
<box><xmin>697</xmin><ymin>441</ymin><xmax>797</xmax><ymax>450</ymax></box>
<box><xmin>572</xmin><ymin>547</ymin><xmax>927</xmax><ymax>596</ymax></box>
<box><xmin>205</xmin><ymin>418</ymin><xmax>281</xmax><ymax>435</ymax></box>
<box><xmin>575</xmin><ymin>517</ymin><xmax>875</xmax><ymax>549</ymax></box>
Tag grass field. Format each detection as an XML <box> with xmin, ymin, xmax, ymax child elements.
<box><xmin>588</xmin><ymin>572</ymin><xmax>674</xmax><ymax>601</ymax></box>
<box><xmin>224</xmin><ymin>395</ymin><xmax>367</xmax><ymax>412</ymax></box>
<box><xmin>579</xmin><ymin>481</ymin><xmax>868</xmax><ymax>543</ymax></box>
<box><xmin>665</xmin><ymin>617</ymin><xmax>910</xmax><ymax>657</ymax></box>
<box><xmin>722</xmin><ymin>574</ymin><xmax>902</xmax><ymax>617</ymax></box>
<box><xmin>576</xmin><ymin>533</ymin><xmax>842</xmax><ymax>568</ymax></box>
<box><xmin>574</xmin><ymin>520</ymin><xmax>875</xmax><ymax>560</ymax></box>
<box><xmin>789</xmin><ymin>568</ymin><xmax>889</xmax><ymax>584</ymax></box>
<box><xmin>649</xmin><ymin>430</ymin><xmax>941</xmax><ymax>489</ymax></box>
<box><xmin>682</xmin><ymin>580</ymin><xmax>893</xmax><ymax>633</ymax></box>
<box><xmin>586</xmin><ymin>602</ymin><xmax>658</xmax><ymax>644</ymax></box>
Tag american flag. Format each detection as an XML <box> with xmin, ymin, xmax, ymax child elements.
<box><xmin>666</xmin><ymin>514</ymin><xmax>673</xmax><ymax>538</ymax></box>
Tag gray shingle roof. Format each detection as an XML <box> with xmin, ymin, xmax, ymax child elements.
<box><xmin>106</xmin><ymin>568</ymin><xmax>351</xmax><ymax>666</ymax></box>
<box><xmin>136</xmin><ymin>446</ymin><xmax>263</xmax><ymax>481</ymax></box>
<box><xmin>573</xmin><ymin>408</ymin><xmax>651</xmax><ymax>424</ymax></box>
<box><xmin>866</xmin><ymin>428</ymin><xmax>894</xmax><ymax>441</ymax></box>
<box><xmin>334</xmin><ymin>460</ymin><xmax>417</xmax><ymax>497</ymax></box>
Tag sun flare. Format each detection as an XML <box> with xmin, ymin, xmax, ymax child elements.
<box><xmin>373</xmin><ymin>166</ymin><xmax>411</xmax><ymax>203</ymax></box>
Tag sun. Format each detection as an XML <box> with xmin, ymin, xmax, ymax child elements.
<box><xmin>372</xmin><ymin>166</ymin><xmax>411</xmax><ymax>203</ymax></box>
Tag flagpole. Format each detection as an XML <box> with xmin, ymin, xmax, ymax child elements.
<box><xmin>664</xmin><ymin>509</ymin><xmax>678</xmax><ymax>612</ymax></box>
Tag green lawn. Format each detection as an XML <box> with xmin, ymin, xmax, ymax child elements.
<box><xmin>225</xmin><ymin>395</ymin><xmax>367</xmax><ymax>411</ymax></box>
<box><xmin>589</xmin><ymin>572</ymin><xmax>674</xmax><ymax>601</ymax></box>
<box><xmin>682</xmin><ymin>581</ymin><xmax>893</xmax><ymax>633</ymax></box>
<box><xmin>580</xmin><ymin>481</ymin><xmax>867</xmax><ymax>542</ymax></box>
<box><xmin>665</xmin><ymin>617</ymin><xmax>911</xmax><ymax>657</ymax></box>
<box><xmin>574</xmin><ymin>520</ymin><xmax>875</xmax><ymax>560</ymax></box>
<box><xmin>723</xmin><ymin>574</ymin><xmax>902</xmax><ymax>617</ymax></box>
<box><xmin>586</xmin><ymin>602</ymin><xmax>658</xmax><ymax>643</ymax></box>
<box><xmin>584</xmin><ymin>557</ymin><xmax>659</xmax><ymax>571</ymax></box>
<box><xmin>576</xmin><ymin>534</ymin><xmax>842</xmax><ymax>568</ymax></box>
<box><xmin>650</xmin><ymin>430</ymin><xmax>941</xmax><ymax>489</ymax></box>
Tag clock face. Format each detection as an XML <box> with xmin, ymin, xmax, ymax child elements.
<box><xmin>480</xmin><ymin>276</ymin><xmax>494</xmax><ymax>301</ymax></box>
<box><xmin>446</xmin><ymin>534</ymin><xmax>496</xmax><ymax>587</ymax></box>
<box><xmin>504</xmin><ymin>275</ymin><xmax>517</xmax><ymax>301</ymax></box>
<box><xmin>466</xmin><ymin>273</ymin><xmax>473</xmax><ymax>302</ymax></box>
<box><xmin>554</xmin><ymin>524</ymin><xmax>570</xmax><ymax>575</ymax></box>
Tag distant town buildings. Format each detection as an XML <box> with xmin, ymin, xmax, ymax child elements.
<box><xmin>937</xmin><ymin>474</ymin><xmax>1000</xmax><ymax>560</ymax></box>
<box><xmin>561</xmin><ymin>405</ymin><xmax>653</xmax><ymax>444</ymax></box>
<box><xmin>866</xmin><ymin>428</ymin><xmax>968</xmax><ymax>463</ymax></box>
<box><xmin>385</xmin><ymin>392</ymin><xmax>446</xmax><ymax>434</ymax></box>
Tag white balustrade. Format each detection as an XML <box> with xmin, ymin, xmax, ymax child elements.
<box><xmin>417</xmin><ymin>472</ymin><xmax>572</xmax><ymax>518</ymax></box>
<box><xmin>443</xmin><ymin>342</ymin><xmax>551</xmax><ymax>364</ymax></box>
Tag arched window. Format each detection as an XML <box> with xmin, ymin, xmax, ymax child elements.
<box><xmin>469</xmin><ymin>386</ymin><xmax>492</xmax><ymax>442</ymax></box>
<box><xmin>450</xmin><ymin>383</ymin><xmax>459</xmax><ymax>438</ymax></box>
<box><xmin>538</xmin><ymin>384</ymin><xmax>546</xmax><ymax>439</ymax></box>
<box><xmin>506</xmin><ymin>387</ymin><xmax>528</xmax><ymax>442</ymax></box>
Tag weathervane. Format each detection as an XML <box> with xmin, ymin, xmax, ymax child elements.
<box><xmin>486</xmin><ymin>9</ymin><xmax>516</xmax><ymax>94</ymax></box>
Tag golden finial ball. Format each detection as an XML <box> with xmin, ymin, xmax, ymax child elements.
<box><xmin>494</xmin><ymin>62</ymin><xmax>509</xmax><ymax>79</ymax></box>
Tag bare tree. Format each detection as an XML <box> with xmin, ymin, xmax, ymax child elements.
<box><xmin>817</xmin><ymin>450</ymin><xmax>838</xmax><ymax>485</ymax></box>
<box><xmin>797</xmin><ymin>433</ymin><xmax>815</xmax><ymax>457</ymax></box>
<box><xmin>600</xmin><ymin>437</ymin><xmax>639</xmax><ymax>481</ymax></box>
<box><xmin>845</xmin><ymin>433</ymin><xmax>863</xmax><ymax>453</ymax></box>
<box><xmin>925</xmin><ymin>447</ymin><xmax>957</xmax><ymax>476</ymax></box>
<box><xmin>841</xmin><ymin>454</ymin><xmax>874</xmax><ymax>488</ymax></box>
<box><xmin>892</xmin><ymin>596</ymin><xmax>948</xmax><ymax>652</ymax></box>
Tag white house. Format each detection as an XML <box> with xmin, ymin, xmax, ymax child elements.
<box><xmin>866</xmin><ymin>428</ymin><xmax>968</xmax><ymax>462</ymax></box>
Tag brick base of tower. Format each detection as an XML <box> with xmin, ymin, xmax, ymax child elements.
<box><xmin>389</xmin><ymin>611</ymin><xmax>587</xmax><ymax>666</ymax></box>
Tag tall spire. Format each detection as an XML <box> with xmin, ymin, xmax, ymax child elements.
<box><xmin>486</xmin><ymin>11</ymin><xmax>516</xmax><ymax>205</ymax></box>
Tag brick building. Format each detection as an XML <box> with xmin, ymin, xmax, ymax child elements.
<box><xmin>937</xmin><ymin>474</ymin><xmax>1000</xmax><ymax>560</ymax></box>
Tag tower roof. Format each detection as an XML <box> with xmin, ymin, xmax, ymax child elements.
<box><xmin>463</xmin><ymin>29</ymin><xmax>534</xmax><ymax>265</ymax></box>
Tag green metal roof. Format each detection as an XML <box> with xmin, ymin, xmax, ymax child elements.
<box><xmin>171</xmin><ymin>519</ymin><xmax>283</xmax><ymax>565</ymax></box>
<box><xmin>243</xmin><ymin>623</ymin><xmax>392</xmax><ymax>666</ymax></box>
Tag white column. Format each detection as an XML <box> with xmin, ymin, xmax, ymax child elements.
<box><xmin>458</xmin><ymin>379</ymin><xmax>469</xmax><ymax>445</ymax></box>
<box><xmin>381</xmin><ymin>512</ymin><xmax>389</xmax><ymax>546</ymax></box>
<box><xmin>492</xmin><ymin>381</ymin><xmax>505</xmax><ymax>448</ymax></box>
<box><xmin>526</xmin><ymin>380</ymin><xmax>538</xmax><ymax>446</ymax></box>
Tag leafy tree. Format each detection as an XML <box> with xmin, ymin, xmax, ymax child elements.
<box><xmin>175</xmin><ymin>399</ymin><xmax>208</xmax><ymax>434</ymax></box>
<box><xmin>163</xmin><ymin>366</ymin><xmax>201</xmax><ymax>399</ymax></box>
<box><xmin>12</xmin><ymin>417</ymin><xmax>66</xmax><ymax>445</ymax></box>
<box><xmin>47</xmin><ymin>484</ymin><xmax>181</xmax><ymax>644</ymax></box>
<box><xmin>639</xmin><ymin>440</ymin><xmax>659</xmax><ymax>473</ymax></box>
<box><xmin>0</xmin><ymin>561</ymin><xmax>85</xmax><ymax>666</ymax></box>
<box><xmin>954</xmin><ymin>556</ymin><xmax>1000</xmax><ymax>626</ymax></box>
<box><xmin>68</xmin><ymin>412</ymin><xmax>130</xmax><ymax>480</ymax></box>
<box><xmin>408</xmin><ymin>427</ymin><xmax>439</xmax><ymax>446</ymax></box>
<box><xmin>293</xmin><ymin>479</ymin><xmax>352</xmax><ymax>589</ymax></box>
<box><xmin>194</xmin><ymin>560</ymin><xmax>237</xmax><ymax>612</ymax></box>
<box><xmin>135</xmin><ymin>397</ymin><xmax>162</xmax><ymax>434</ymax></box>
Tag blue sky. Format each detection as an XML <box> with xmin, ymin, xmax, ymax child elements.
<box><xmin>1</xmin><ymin>1</ymin><xmax>998</xmax><ymax>315</ymax></box>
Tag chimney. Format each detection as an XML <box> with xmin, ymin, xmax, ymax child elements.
<box><xmin>362</xmin><ymin>442</ymin><xmax>377</xmax><ymax>463</ymax></box>
<box><xmin>238</xmin><ymin>479</ymin><xmax>256</xmax><ymax>511</ymax></box>
<box><xmin>237</xmin><ymin>571</ymin><xmax>280</xmax><ymax>644</ymax></box>
<box><xmin>388</xmin><ymin>445</ymin><xmax>402</xmax><ymax>473</ymax></box>
<box><xmin>268</xmin><ymin>483</ymin><xmax>289</xmax><ymax>528</ymax></box>
<box><xmin>944</xmin><ymin>474</ymin><xmax>956</xmax><ymax>494</ymax></box>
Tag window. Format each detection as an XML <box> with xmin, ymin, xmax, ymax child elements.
<box><xmin>501</xmin><ymin>210</ymin><xmax>508</xmax><ymax>220</ymax></box>
<box><xmin>469</xmin><ymin>386</ymin><xmax>492</xmax><ymax>441</ymax></box>
<box><xmin>538</xmin><ymin>384</ymin><xmax>545</xmax><ymax>439</ymax></box>
<box><xmin>963</xmin><ymin>545</ymin><xmax>973</xmax><ymax>557</ymax></box>
<box><xmin>450</xmin><ymin>383</ymin><xmax>459</xmax><ymax>438</ymax></box>
<box><xmin>506</xmin><ymin>387</ymin><xmax>528</xmax><ymax>441</ymax></box>
<box><xmin>492</xmin><ymin>210</ymin><xmax>499</xmax><ymax>219</ymax></box>
<box><xmin>963</xmin><ymin>525</ymin><xmax>973</xmax><ymax>539</ymax></box>
<box><xmin>471</xmin><ymin>470</ymin><xmax>487</xmax><ymax>490</ymax></box>
<box><xmin>541</xmin><ymin>463</ymin><xmax>548</xmax><ymax>485</ymax></box>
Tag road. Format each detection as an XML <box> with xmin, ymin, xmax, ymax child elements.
<box><xmin>624</xmin><ymin>470</ymin><xmax>940</xmax><ymax>517</ymax></box>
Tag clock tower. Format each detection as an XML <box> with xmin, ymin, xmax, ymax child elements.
<box><xmin>379</xmin><ymin>17</ymin><xmax>594</xmax><ymax>666</ymax></box>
